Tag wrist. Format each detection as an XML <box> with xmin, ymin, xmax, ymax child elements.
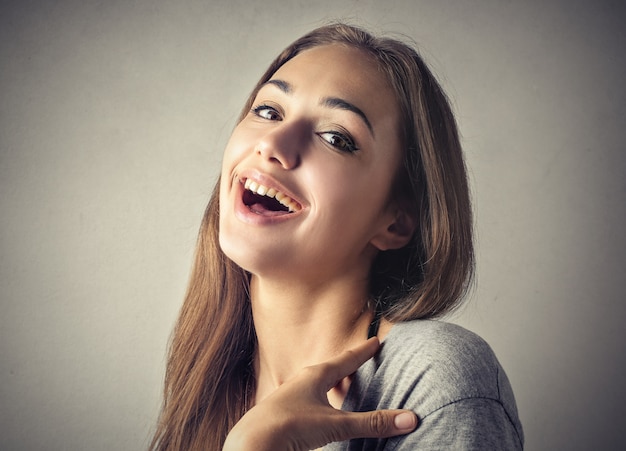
<box><xmin>224</xmin><ymin>418</ymin><xmax>284</xmax><ymax>451</ymax></box>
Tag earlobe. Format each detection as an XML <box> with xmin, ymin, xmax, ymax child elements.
<box><xmin>371</xmin><ymin>209</ymin><xmax>416</xmax><ymax>251</ymax></box>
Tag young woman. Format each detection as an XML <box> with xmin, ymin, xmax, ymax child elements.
<box><xmin>151</xmin><ymin>23</ymin><xmax>524</xmax><ymax>450</ymax></box>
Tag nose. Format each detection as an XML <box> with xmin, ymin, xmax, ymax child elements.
<box><xmin>254</xmin><ymin>122</ymin><xmax>303</xmax><ymax>170</ymax></box>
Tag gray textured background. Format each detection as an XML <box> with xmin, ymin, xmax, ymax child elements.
<box><xmin>1</xmin><ymin>1</ymin><xmax>624</xmax><ymax>449</ymax></box>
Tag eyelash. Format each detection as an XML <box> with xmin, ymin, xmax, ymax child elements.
<box><xmin>316</xmin><ymin>131</ymin><xmax>359</xmax><ymax>153</ymax></box>
<box><xmin>251</xmin><ymin>104</ymin><xmax>282</xmax><ymax>121</ymax></box>
<box><xmin>250</xmin><ymin>104</ymin><xmax>360</xmax><ymax>154</ymax></box>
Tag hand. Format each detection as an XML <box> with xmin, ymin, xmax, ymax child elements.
<box><xmin>223</xmin><ymin>337</ymin><xmax>418</xmax><ymax>450</ymax></box>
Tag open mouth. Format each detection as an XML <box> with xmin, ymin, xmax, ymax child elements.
<box><xmin>242</xmin><ymin>178</ymin><xmax>302</xmax><ymax>216</ymax></box>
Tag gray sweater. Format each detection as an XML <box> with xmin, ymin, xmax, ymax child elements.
<box><xmin>325</xmin><ymin>320</ymin><xmax>524</xmax><ymax>450</ymax></box>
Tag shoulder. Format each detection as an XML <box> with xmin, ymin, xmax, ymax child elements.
<box><xmin>342</xmin><ymin>320</ymin><xmax>524</xmax><ymax>448</ymax></box>
<box><xmin>380</xmin><ymin>320</ymin><xmax>502</xmax><ymax>400</ymax></box>
<box><xmin>351</xmin><ymin>320</ymin><xmax>512</xmax><ymax>409</ymax></box>
<box><xmin>382</xmin><ymin>319</ymin><xmax>495</xmax><ymax>363</ymax></box>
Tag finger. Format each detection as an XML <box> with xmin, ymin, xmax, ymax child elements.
<box><xmin>320</xmin><ymin>337</ymin><xmax>381</xmax><ymax>390</ymax></box>
<box><xmin>337</xmin><ymin>409</ymin><xmax>418</xmax><ymax>440</ymax></box>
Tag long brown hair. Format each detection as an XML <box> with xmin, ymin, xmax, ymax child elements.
<box><xmin>151</xmin><ymin>23</ymin><xmax>474</xmax><ymax>450</ymax></box>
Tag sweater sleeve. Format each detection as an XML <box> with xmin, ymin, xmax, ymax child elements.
<box><xmin>387</xmin><ymin>397</ymin><xmax>523</xmax><ymax>450</ymax></box>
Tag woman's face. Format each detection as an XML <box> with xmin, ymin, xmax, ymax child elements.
<box><xmin>219</xmin><ymin>44</ymin><xmax>405</xmax><ymax>284</ymax></box>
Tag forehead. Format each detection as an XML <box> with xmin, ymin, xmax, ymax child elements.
<box><xmin>268</xmin><ymin>44</ymin><xmax>399</xmax><ymax>125</ymax></box>
<box><xmin>276</xmin><ymin>44</ymin><xmax>385</xmax><ymax>83</ymax></box>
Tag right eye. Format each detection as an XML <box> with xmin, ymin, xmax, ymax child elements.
<box><xmin>251</xmin><ymin>104</ymin><xmax>282</xmax><ymax>121</ymax></box>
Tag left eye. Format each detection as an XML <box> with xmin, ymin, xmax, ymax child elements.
<box><xmin>317</xmin><ymin>131</ymin><xmax>359</xmax><ymax>153</ymax></box>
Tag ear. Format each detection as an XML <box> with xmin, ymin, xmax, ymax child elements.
<box><xmin>370</xmin><ymin>207</ymin><xmax>416</xmax><ymax>251</ymax></box>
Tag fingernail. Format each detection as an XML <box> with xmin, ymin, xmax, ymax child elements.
<box><xmin>394</xmin><ymin>412</ymin><xmax>416</xmax><ymax>430</ymax></box>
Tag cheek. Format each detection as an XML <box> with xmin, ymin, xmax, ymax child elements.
<box><xmin>313</xmin><ymin>162</ymin><xmax>394</xmax><ymax>213</ymax></box>
<box><xmin>307</xmin><ymin>171</ymin><xmax>391</xmax><ymax>250</ymax></box>
<box><xmin>221</xmin><ymin>138</ymin><xmax>242</xmax><ymax>173</ymax></box>
<box><xmin>221</xmin><ymin>125</ymin><xmax>256</xmax><ymax>169</ymax></box>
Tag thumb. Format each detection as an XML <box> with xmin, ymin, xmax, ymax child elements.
<box><xmin>337</xmin><ymin>410</ymin><xmax>418</xmax><ymax>440</ymax></box>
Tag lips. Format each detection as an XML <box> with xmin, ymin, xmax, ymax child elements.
<box><xmin>243</xmin><ymin>178</ymin><xmax>302</xmax><ymax>214</ymax></box>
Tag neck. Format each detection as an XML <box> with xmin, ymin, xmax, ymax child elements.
<box><xmin>250</xmin><ymin>274</ymin><xmax>375</xmax><ymax>404</ymax></box>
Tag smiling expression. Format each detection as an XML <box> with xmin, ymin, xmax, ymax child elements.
<box><xmin>219</xmin><ymin>44</ymin><xmax>405</xmax><ymax>284</ymax></box>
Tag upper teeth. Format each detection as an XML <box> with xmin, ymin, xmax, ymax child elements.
<box><xmin>244</xmin><ymin>179</ymin><xmax>301</xmax><ymax>212</ymax></box>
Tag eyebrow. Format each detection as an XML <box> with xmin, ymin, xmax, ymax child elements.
<box><xmin>321</xmin><ymin>97</ymin><xmax>373</xmax><ymax>136</ymax></box>
<box><xmin>262</xmin><ymin>79</ymin><xmax>374</xmax><ymax>136</ymax></box>
<box><xmin>265</xmin><ymin>79</ymin><xmax>292</xmax><ymax>94</ymax></box>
